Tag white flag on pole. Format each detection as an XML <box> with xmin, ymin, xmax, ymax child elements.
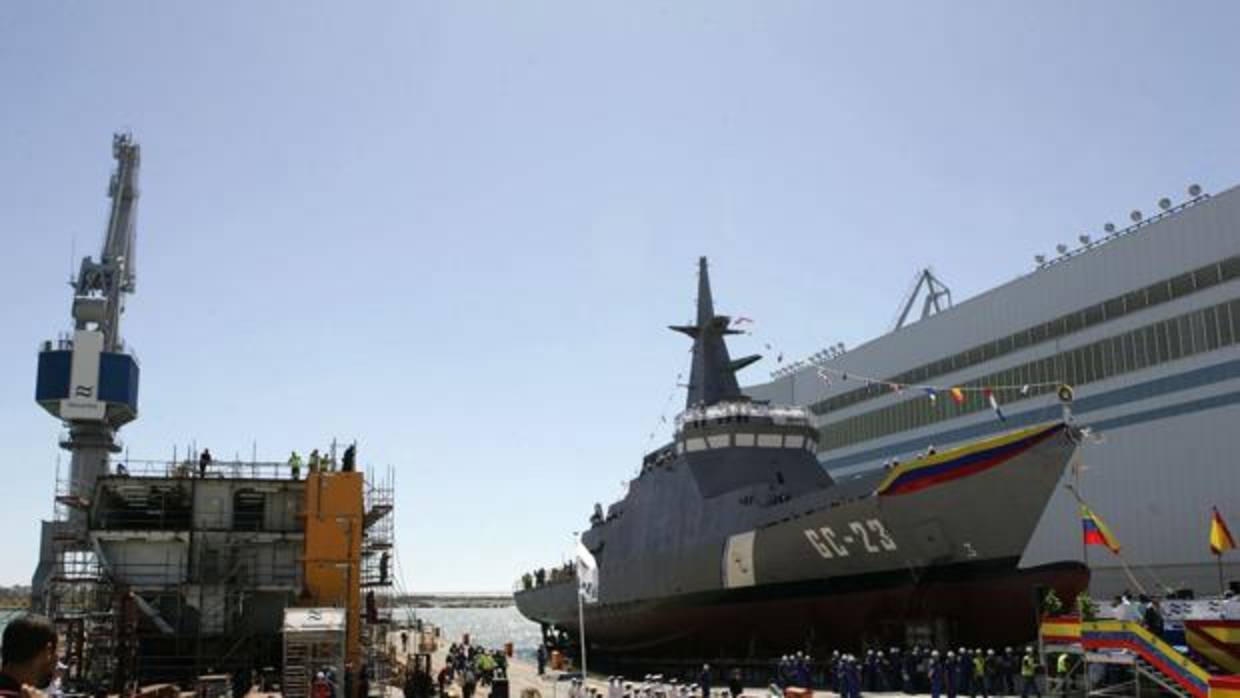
<box><xmin>576</xmin><ymin>540</ymin><xmax>599</xmax><ymax>603</ymax></box>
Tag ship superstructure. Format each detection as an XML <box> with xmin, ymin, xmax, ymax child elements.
<box><xmin>516</xmin><ymin>258</ymin><xmax>1086</xmax><ymax>657</ymax></box>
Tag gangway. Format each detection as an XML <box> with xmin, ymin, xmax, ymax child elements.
<box><xmin>1041</xmin><ymin>616</ymin><xmax>1240</xmax><ymax>698</ymax></box>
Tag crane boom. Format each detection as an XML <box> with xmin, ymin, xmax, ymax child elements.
<box><xmin>72</xmin><ymin>132</ymin><xmax>140</xmax><ymax>352</ymax></box>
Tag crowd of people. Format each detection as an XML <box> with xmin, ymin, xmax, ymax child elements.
<box><xmin>527</xmin><ymin>644</ymin><xmax>1046</xmax><ymax>698</ymax></box>
<box><xmin>432</xmin><ymin>642</ymin><xmax>510</xmax><ymax>698</ymax></box>
<box><xmin>803</xmin><ymin>647</ymin><xmax>1043</xmax><ymax>698</ymax></box>
<box><xmin>152</xmin><ymin>442</ymin><xmax>361</xmax><ymax>480</ymax></box>
<box><xmin>287</xmin><ymin>443</ymin><xmax>359</xmax><ymax>480</ymax></box>
<box><xmin>521</xmin><ymin>563</ymin><xmax>576</xmax><ymax>590</ymax></box>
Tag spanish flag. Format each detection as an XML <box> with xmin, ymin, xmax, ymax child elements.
<box><xmin>949</xmin><ymin>387</ymin><xmax>966</xmax><ymax>405</ymax></box>
<box><xmin>1210</xmin><ymin>507</ymin><xmax>1237</xmax><ymax>555</ymax></box>
<box><xmin>1081</xmin><ymin>505</ymin><xmax>1121</xmax><ymax>554</ymax></box>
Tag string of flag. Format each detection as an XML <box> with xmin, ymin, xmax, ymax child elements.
<box><xmin>806</xmin><ymin>364</ymin><xmax>1073</xmax><ymax>422</ymax></box>
<box><xmin>728</xmin><ymin>316</ymin><xmax>1071</xmax><ymax>423</ymax></box>
<box><xmin>643</xmin><ymin>371</ymin><xmax>685</xmax><ymax>449</ymax></box>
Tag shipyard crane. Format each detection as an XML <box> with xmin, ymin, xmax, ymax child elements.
<box><xmin>32</xmin><ymin>133</ymin><xmax>144</xmax><ymax>609</ymax></box>
<box><xmin>892</xmin><ymin>267</ymin><xmax>953</xmax><ymax>330</ymax></box>
<box><xmin>71</xmin><ymin>132</ymin><xmax>140</xmax><ymax>353</ymax></box>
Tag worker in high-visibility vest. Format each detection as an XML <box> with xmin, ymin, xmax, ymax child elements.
<box><xmin>288</xmin><ymin>451</ymin><xmax>303</xmax><ymax>480</ymax></box>
<box><xmin>1020</xmin><ymin>649</ymin><xmax>1040</xmax><ymax>698</ymax></box>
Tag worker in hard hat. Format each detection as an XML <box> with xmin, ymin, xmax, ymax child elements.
<box><xmin>288</xmin><ymin>451</ymin><xmax>303</xmax><ymax>480</ymax></box>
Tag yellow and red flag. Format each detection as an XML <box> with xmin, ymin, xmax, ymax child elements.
<box><xmin>949</xmin><ymin>387</ymin><xmax>966</xmax><ymax>405</ymax></box>
<box><xmin>1210</xmin><ymin>507</ymin><xmax>1236</xmax><ymax>555</ymax></box>
<box><xmin>1081</xmin><ymin>505</ymin><xmax>1121</xmax><ymax>554</ymax></box>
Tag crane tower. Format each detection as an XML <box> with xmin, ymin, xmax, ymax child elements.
<box><xmin>31</xmin><ymin>133</ymin><xmax>142</xmax><ymax>610</ymax></box>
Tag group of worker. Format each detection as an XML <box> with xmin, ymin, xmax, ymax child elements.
<box><xmin>436</xmin><ymin>642</ymin><xmax>509</xmax><ymax>698</ymax></box>
<box><xmin>286</xmin><ymin>443</ymin><xmax>358</xmax><ymax>480</ymax></box>
<box><xmin>807</xmin><ymin>646</ymin><xmax>1042</xmax><ymax>698</ymax></box>
<box><xmin>585</xmin><ymin>647</ymin><xmax>1044</xmax><ymax>698</ymax></box>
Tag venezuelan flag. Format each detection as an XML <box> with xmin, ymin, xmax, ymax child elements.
<box><xmin>1082</xmin><ymin>505</ymin><xmax>1121</xmax><ymax>554</ymax></box>
<box><xmin>1211</xmin><ymin>507</ymin><xmax>1237</xmax><ymax>555</ymax></box>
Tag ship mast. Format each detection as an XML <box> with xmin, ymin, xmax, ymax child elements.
<box><xmin>669</xmin><ymin>257</ymin><xmax>761</xmax><ymax>408</ymax></box>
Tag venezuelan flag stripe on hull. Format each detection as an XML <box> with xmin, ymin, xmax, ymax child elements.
<box><xmin>877</xmin><ymin>422</ymin><xmax>1066</xmax><ymax>496</ymax></box>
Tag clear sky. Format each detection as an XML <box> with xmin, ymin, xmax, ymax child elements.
<box><xmin>1</xmin><ymin>2</ymin><xmax>1238</xmax><ymax>591</ymax></box>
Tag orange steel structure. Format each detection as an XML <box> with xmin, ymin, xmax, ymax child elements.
<box><xmin>303</xmin><ymin>471</ymin><xmax>364</xmax><ymax>690</ymax></box>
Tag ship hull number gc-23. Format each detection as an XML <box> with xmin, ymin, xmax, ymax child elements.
<box><xmin>803</xmin><ymin>518</ymin><xmax>897</xmax><ymax>559</ymax></box>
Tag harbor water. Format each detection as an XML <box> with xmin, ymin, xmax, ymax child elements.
<box><xmin>405</xmin><ymin>605</ymin><xmax>542</xmax><ymax>660</ymax></box>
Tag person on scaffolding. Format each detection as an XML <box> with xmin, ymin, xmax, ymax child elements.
<box><xmin>309</xmin><ymin>449</ymin><xmax>322</xmax><ymax>474</ymax></box>
<box><xmin>343</xmin><ymin>443</ymin><xmax>357</xmax><ymax>472</ymax></box>
<box><xmin>289</xmin><ymin>451</ymin><xmax>303</xmax><ymax>480</ymax></box>
<box><xmin>198</xmin><ymin>449</ymin><xmax>212</xmax><ymax>478</ymax></box>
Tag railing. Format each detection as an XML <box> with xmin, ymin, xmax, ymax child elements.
<box><xmin>515</xmin><ymin>569</ymin><xmax>576</xmax><ymax>593</ymax></box>
<box><xmin>1032</xmin><ymin>193</ymin><xmax>1210</xmax><ymax>273</ymax></box>
<box><xmin>106</xmin><ymin>458</ymin><xmax>305</xmax><ymax>481</ymax></box>
<box><xmin>676</xmin><ymin>401</ymin><xmax>809</xmax><ymax>427</ymax></box>
<box><xmin>1081</xmin><ymin>620</ymin><xmax>1213</xmax><ymax>698</ymax></box>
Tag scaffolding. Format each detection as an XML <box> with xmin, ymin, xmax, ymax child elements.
<box><xmin>362</xmin><ymin>465</ymin><xmax>397</xmax><ymax>690</ymax></box>
<box><xmin>52</xmin><ymin>463</ymin><xmax>309</xmax><ymax>688</ymax></box>
<box><xmin>41</xmin><ymin>461</ymin><xmax>116</xmax><ymax>690</ymax></box>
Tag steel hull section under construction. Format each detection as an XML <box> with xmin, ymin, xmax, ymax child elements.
<box><xmin>515</xmin><ymin>422</ymin><xmax>1087</xmax><ymax>655</ymax></box>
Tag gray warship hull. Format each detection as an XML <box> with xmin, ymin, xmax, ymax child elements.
<box><xmin>516</xmin><ymin>259</ymin><xmax>1088</xmax><ymax>657</ymax></box>
<box><xmin>516</xmin><ymin>421</ymin><xmax>1087</xmax><ymax>654</ymax></box>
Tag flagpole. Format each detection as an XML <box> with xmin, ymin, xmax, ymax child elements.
<box><xmin>578</xmin><ymin>581</ymin><xmax>588</xmax><ymax>680</ymax></box>
<box><xmin>1115</xmin><ymin>553</ymin><xmax>1148</xmax><ymax>596</ymax></box>
<box><xmin>1075</xmin><ymin>463</ymin><xmax>1088</xmax><ymax>567</ymax></box>
<box><xmin>575</xmin><ymin>532</ymin><xmax>588</xmax><ymax>682</ymax></box>
<box><xmin>1218</xmin><ymin>552</ymin><xmax>1225</xmax><ymax>596</ymax></box>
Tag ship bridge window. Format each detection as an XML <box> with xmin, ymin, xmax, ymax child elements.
<box><xmin>757</xmin><ymin>434</ymin><xmax>782</xmax><ymax>448</ymax></box>
<box><xmin>785</xmin><ymin>435</ymin><xmax>805</xmax><ymax>449</ymax></box>
<box><xmin>686</xmin><ymin>437</ymin><xmax>707</xmax><ymax>452</ymax></box>
<box><xmin>707</xmin><ymin>434</ymin><xmax>729</xmax><ymax>449</ymax></box>
<box><xmin>735</xmin><ymin>433</ymin><xmax>756</xmax><ymax>447</ymax></box>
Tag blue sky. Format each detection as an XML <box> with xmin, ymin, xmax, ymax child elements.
<box><xmin>1</xmin><ymin>2</ymin><xmax>1238</xmax><ymax>590</ymax></box>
